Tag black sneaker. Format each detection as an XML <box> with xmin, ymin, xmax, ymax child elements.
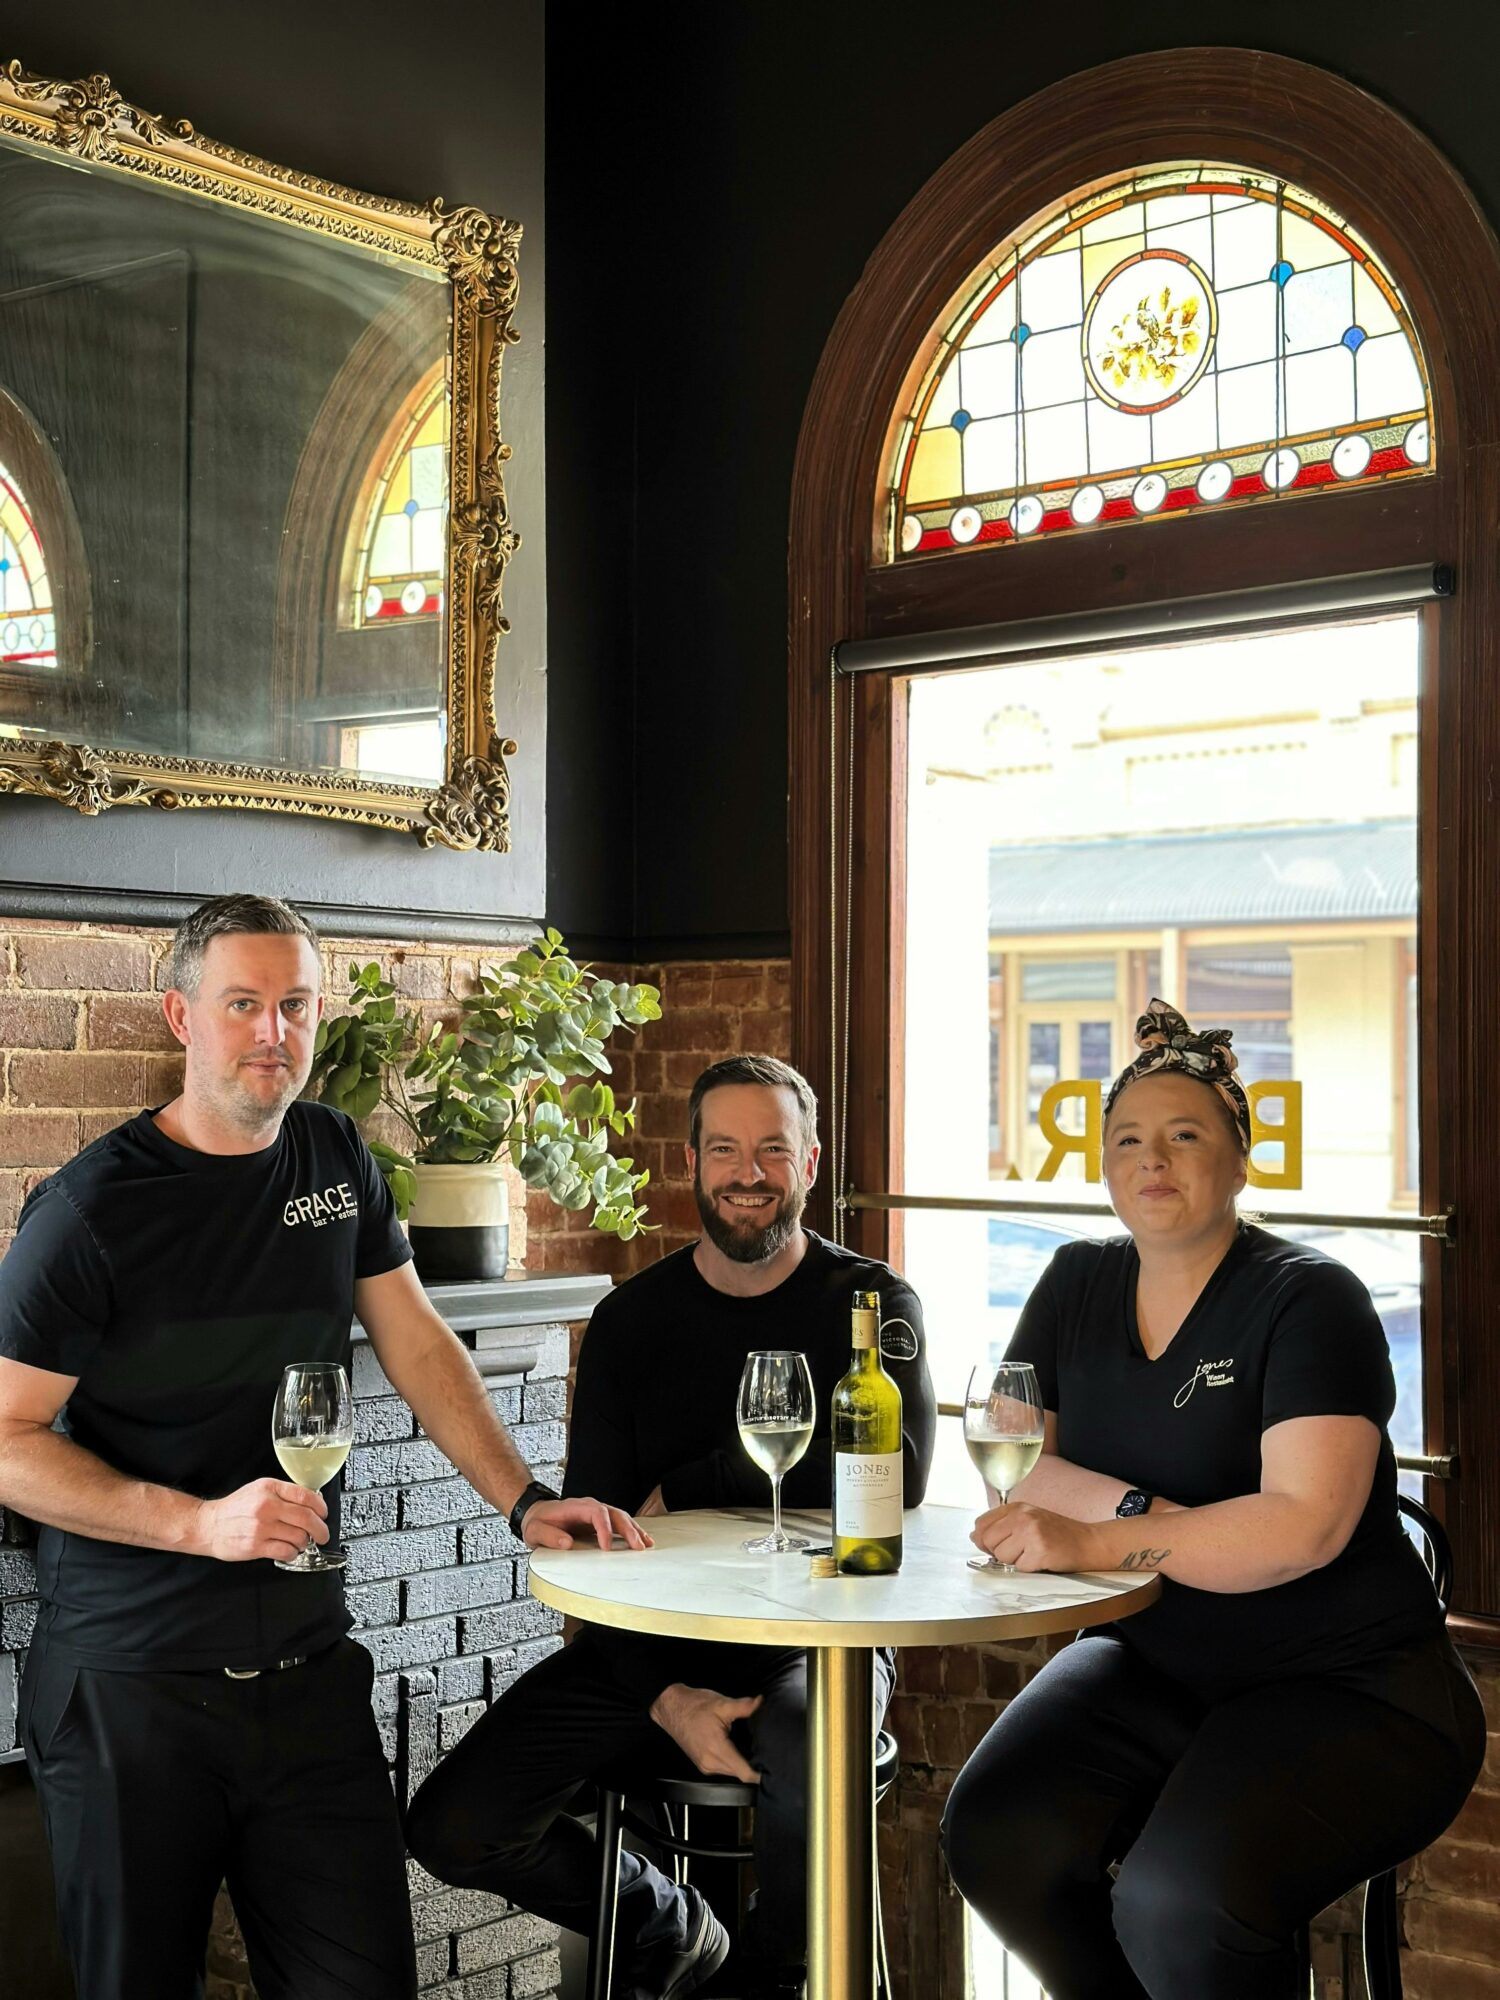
<box><xmin>620</xmin><ymin>1887</ymin><xmax>731</xmax><ymax>2000</ymax></box>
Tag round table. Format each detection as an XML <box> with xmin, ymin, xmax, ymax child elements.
<box><xmin>528</xmin><ymin>1504</ymin><xmax>1161</xmax><ymax>2000</ymax></box>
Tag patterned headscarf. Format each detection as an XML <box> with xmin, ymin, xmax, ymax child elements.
<box><xmin>1102</xmin><ymin>998</ymin><xmax>1252</xmax><ymax>1151</ymax></box>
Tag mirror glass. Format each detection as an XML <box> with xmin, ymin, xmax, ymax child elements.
<box><xmin>0</xmin><ymin>131</ymin><xmax>451</xmax><ymax>789</ymax></box>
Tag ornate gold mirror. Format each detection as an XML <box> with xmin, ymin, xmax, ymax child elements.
<box><xmin>0</xmin><ymin>61</ymin><xmax>521</xmax><ymax>850</ymax></box>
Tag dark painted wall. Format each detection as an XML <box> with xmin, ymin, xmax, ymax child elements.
<box><xmin>543</xmin><ymin>1</ymin><xmax>1500</xmax><ymax>957</ymax></box>
<box><xmin>0</xmin><ymin>1</ymin><xmax>548</xmax><ymax>940</ymax></box>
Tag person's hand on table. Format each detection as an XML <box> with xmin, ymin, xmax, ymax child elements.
<box><xmin>972</xmin><ymin>1501</ymin><xmax>1103</xmax><ymax>1571</ymax></box>
<box><xmin>649</xmin><ymin>1684</ymin><xmax>762</xmax><ymax>1783</ymax></box>
<box><xmin>635</xmin><ymin>1484</ymin><xmax>669</xmax><ymax>1520</ymax></box>
<box><xmin>521</xmin><ymin>1496</ymin><xmax>653</xmax><ymax>1551</ymax></box>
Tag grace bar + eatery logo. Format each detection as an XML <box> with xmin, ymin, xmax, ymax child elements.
<box><xmin>283</xmin><ymin>1183</ymin><xmax>359</xmax><ymax>1230</ymax></box>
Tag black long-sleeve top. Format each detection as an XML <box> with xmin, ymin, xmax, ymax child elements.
<box><xmin>562</xmin><ymin>1231</ymin><xmax>935</xmax><ymax>1703</ymax></box>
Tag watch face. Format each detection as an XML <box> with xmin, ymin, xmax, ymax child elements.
<box><xmin>1118</xmin><ymin>1489</ymin><xmax>1151</xmax><ymax>1518</ymax></box>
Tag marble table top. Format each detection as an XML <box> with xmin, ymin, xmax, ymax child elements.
<box><xmin>527</xmin><ymin>1504</ymin><xmax>1160</xmax><ymax>1647</ymax></box>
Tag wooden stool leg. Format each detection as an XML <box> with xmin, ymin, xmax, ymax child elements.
<box><xmin>587</xmin><ymin>1789</ymin><xmax>625</xmax><ymax>2000</ymax></box>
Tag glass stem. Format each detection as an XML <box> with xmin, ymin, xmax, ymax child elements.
<box><xmin>771</xmin><ymin>1472</ymin><xmax>784</xmax><ymax>1545</ymax></box>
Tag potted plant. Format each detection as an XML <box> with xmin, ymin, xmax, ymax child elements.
<box><xmin>309</xmin><ymin>929</ymin><xmax>662</xmax><ymax>1281</ymax></box>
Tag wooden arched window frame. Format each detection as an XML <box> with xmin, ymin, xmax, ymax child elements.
<box><xmin>789</xmin><ymin>50</ymin><xmax>1500</xmax><ymax>1631</ymax></box>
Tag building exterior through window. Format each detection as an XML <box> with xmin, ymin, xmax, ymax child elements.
<box><xmin>902</xmin><ymin>615</ymin><xmax>1421</xmax><ymax>1503</ymax></box>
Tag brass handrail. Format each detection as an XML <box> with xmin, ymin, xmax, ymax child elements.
<box><xmin>842</xmin><ymin>1189</ymin><xmax>1456</xmax><ymax>1243</ymax></box>
<box><xmin>932</xmin><ymin>1405</ymin><xmax>1456</xmax><ymax>1479</ymax></box>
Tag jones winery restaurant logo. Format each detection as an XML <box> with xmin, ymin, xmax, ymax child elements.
<box><xmin>283</xmin><ymin>1183</ymin><xmax>360</xmax><ymax>1230</ymax></box>
<box><xmin>1012</xmin><ymin>1080</ymin><xmax>1304</xmax><ymax>1190</ymax></box>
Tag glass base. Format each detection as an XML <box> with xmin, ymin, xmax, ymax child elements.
<box><xmin>967</xmin><ymin>1555</ymin><xmax>1016</xmax><ymax>1573</ymax></box>
<box><xmin>741</xmin><ymin>1530</ymin><xmax>811</xmax><ymax>1554</ymax></box>
<box><xmin>274</xmin><ymin>1543</ymin><xmax>348</xmax><ymax>1573</ymax></box>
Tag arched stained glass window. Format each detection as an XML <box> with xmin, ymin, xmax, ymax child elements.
<box><xmin>886</xmin><ymin>164</ymin><xmax>1433</xmax><ymax>559</ymax></box>
<box><xmin>0</xmin><ymin>457</ymin><xmax>56</xmax><ymax>665</ymax></box>
<box><xmin>347</xmin><ymin>367</ymin><xmax>448</xmax><ymax>626</ymax></box>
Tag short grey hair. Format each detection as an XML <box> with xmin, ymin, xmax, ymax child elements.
<box><xmin>688</xmin><ymin>1054</ymin><xmax>818</xmax><ymax>1156</ymax></box>
<box><xmin>169</xmin><ymin>894</ymin><xmax>321</xmax><ymax>997</ymax></box>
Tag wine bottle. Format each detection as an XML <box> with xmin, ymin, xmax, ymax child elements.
<box><xmin>831</xmin><ymin>1288</ymin><xmax>904</xmax><ymax>1574</ymax></box>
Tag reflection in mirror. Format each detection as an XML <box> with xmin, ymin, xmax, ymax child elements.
<box><xmin>0</xmin><ymin>129</ymin><xmax>450</xmax><ymax>790</ymax></box>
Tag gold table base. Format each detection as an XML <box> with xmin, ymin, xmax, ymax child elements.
<box><xmin>808</xmin><ymin>1645</ymin><xmax>877</xmax><ymax>2000</ymax></box>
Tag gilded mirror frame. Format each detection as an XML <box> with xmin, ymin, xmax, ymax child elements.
<box><xmin>0</xmin><ymin>60</ymin><xmax>520</xmax><ymax>852</ymax></box>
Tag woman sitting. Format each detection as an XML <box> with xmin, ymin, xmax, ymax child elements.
<box><xmin>942</xmin><ymin>1000</ymin><xmax>1483</xmax><ymax>2000</ymax></box>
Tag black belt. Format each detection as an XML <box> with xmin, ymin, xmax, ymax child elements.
<box><xmin>223</xmin><ymin>1654</ymin><xmax>308</xmax><ymax>1679</ymax></box>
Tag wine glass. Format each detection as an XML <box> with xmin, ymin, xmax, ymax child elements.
<box><xmin>965</xmin><ymin>1359</ymin><xmax>1044</xmax><ymax>1573</ymax></box>
<box><xmin>737</xmin><ymin>1350</ymin><xmax>816</xmax><ymax>1553</ymax></box>
<box><xmin>271</xmin><ymin>1361</ymin><xmax>354</xmax><ymax>1573</ymax></box>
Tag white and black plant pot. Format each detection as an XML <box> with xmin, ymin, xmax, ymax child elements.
<box><xmin>407</xmin><ymin>1161</ymin><xmax>510</xmax><ymax>1282</ymax></box>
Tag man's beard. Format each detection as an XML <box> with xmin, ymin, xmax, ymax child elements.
<box><xmin>204</xmin><ymin>1055</ymin><xmax>305</xmax><ymax>1133</ymax></box>
<box><xmin>694</xmin><ymin>1168</ymin><xmax>807</xmax><ymax>1264</ymax></box>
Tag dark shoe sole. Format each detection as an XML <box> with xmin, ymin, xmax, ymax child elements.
<box><xmin>660</xmin><ymin>1907</ymin><xmax>730</xmax><ymax>2000</ymax></box>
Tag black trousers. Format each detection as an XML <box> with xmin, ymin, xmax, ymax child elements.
<box><xmin>20</xmin><ymin>1636</ymin><xmax>416</xmax><ymax>2000</ymax></box>
<box><xmin>941</xmin><ymin>1631</ymin><xmax>1485</xmax><ymax>2000</ymax></box>
<box><xmin>405</xmin><ymin>1633</ymin><xmax>896</xmax><ymax>1971</ymax></box>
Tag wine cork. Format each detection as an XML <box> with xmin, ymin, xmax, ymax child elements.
<box><xmin>808</xmin><ymin>1554</ymin><xmax>838</xmax><ymax>1578</ymax></box>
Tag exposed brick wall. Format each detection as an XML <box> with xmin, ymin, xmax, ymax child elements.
<box><xmin>0</xmin><ymin>919</ymin><xmax>532</xmax><ymax>1267</ymax></box>
<box><xmin>524</xmin><ymin>957</ymin><xmax>792</xmax><ymax>1382</ymax></box>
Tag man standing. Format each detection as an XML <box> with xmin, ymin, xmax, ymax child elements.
<box><xmin>407</xmin><ymin>1053</ymin><xmax>935</xmax><ymax>2000</ymax></box>
<box><xmin>0</xmin><ymin>894</ymin><xmax>645</xmax><ymax>2000</ymax></box>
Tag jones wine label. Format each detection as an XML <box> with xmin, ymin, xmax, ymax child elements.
<box><xmin>835</xmin><ymin>1452</ymin><xmax>903</xmax><ymax>1538</ymax></box>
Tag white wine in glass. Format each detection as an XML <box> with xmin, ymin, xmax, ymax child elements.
<box><xmin>965</xmin><ymin>1359</ymin><xmax>1044</xmax><ymax>1573</ymax></box>
<box><xmin>737</xmin><ymin>1350</ymin><xmax>815</xmax><ymax>1553</ymax></box>
<box><xmin>272</xmin><ymin>1361</ymin><xmax>354</xmax><ymax>1573</ymax></box>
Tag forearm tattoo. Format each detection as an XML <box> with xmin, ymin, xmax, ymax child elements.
<box><xmin>1119</xmin><ymin>1546</ymin><xmax>1171</xmax><ymax>1571</ymax></box>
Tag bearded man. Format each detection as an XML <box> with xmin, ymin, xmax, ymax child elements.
<box><xmin>407</xmin><ymin>1054</ymin><xmax>934</xmax><ymax>2000</ymax></box>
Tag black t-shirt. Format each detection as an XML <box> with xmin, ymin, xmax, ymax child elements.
<box><xmin>565</xmin><ymin>1231</ymin><xmax>936</xmax><ymax>1701</ymax></box>
<box><xmin>0</xmin><ymin>1102</ymin><xmax>412</xmax><ymax>1671</ymax></box>
<box><xmin>1007</xmin><ymin>1226</ymin><xmax>1444</xmax><ymax>1703</ymax></box>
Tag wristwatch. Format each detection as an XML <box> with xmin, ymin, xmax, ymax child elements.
<box><xmin>1116</xmin><ymin>1487</ymin><xmax>1154</xmax><ymax>1518</ymax></box>
<box><xmin>508</xmin><ymin>1479</ymin><xmax>561</xmax><ymax>1540</ymax></box>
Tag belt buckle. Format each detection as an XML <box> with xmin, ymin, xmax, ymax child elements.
<box><xmin>224</xmin><ymin>1666</ymin><xmax>261</xmax><ymax>1680</ymax></box>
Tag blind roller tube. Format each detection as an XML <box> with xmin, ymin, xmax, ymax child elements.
<box><xmin>835</xmin><ymin>563</ymin><xmax>1452</xmax><ymax>677</ymax></box>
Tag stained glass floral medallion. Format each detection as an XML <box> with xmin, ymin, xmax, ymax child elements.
<box><xmin>0</xmin><ymin>460</ymin><xmax>56</xmax><ymax>666</ymax></box>
<box><xmin>886</xmin><ymin>165</ymin><xmax>1433</xmax><ymax>560</ymax></box>
<box><xmin>349</xmin><ymin>370</ymin><xmax>449</xmax><ymax>626</ymax></box>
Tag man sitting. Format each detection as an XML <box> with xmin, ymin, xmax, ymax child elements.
<box><xmin>407</xmin><ymin>1054</ymin><xmax>935</xmax><ymax>1999</ymax></box>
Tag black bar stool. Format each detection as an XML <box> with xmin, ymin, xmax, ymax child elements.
<box><xmin>587</xmin><ymin>1728</ymin><xmax>900</xmax><ymax>1999</ymax></box>
<box><xmin>1298</xmin><ymin>1492</ymin><xmax>1452</xmax><ymax>2000</ymax></box>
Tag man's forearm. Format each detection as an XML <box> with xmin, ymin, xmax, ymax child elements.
<box><xmin>0</xmin><ymin>1421</ymin><xmax>204</xmax><ymax>1553</ymax></box>
<box><xmin>375</xmin><ymin>1314</ymin><xmax>534</xmax><ymax>1519</ymax></box>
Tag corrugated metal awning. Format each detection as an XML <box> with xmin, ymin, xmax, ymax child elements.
<box><xmin>989</xmin><ymin>821</ymin><xmax>1416</xmax><ymax>933</ymax></box>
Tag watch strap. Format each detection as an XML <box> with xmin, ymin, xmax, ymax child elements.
<box><xmin>509</xmin><ymin>1479</ymin><xmax>561</xmax><ymax>1540</ymax></box>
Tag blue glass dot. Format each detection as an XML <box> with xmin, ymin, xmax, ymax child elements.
<box><xmin>951</xmin><ymin>409</ymin><xmax>972</xmax><ymax>434</ymax></box>
<box><xmin>0</xmin><ymin>559</ymin><xmax>9</xmax><ymax>573</ymax></box>
<box><xmin>1013</xmin><ymin>322</ymin><xmax>1031</xmax><ymax>346</ymax></box>
<box><xmin>1270</xmin><ymin>261</ymin><xmax>1294</xmax><ymax>289</ymax></box>
<box><xmin>403</xmin><ymin>498</ymin><xmax>419</xmax><ymax>517</ymax></box>
<box><xmin>1342</xmin><ymin>325</ymin><xmax>1367</xmax><ymax>352</ymax></box>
